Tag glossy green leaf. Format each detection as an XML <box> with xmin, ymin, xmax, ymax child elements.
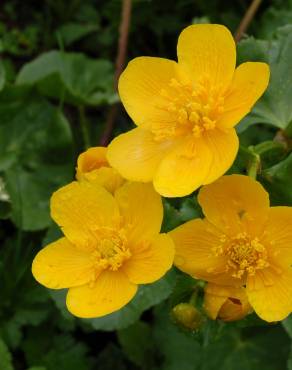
<box><xmin>237</xmin><ymin>30</ymin><xmax>292</xmax><ymax>132</ymax></box>
<box><xmin>201</xmin><ymin>326</ymin><xmax>289</xmax><ymax>370</ymax></box>
<box><xmin>56</xmin><ymin>23</ymin><xmax>99</xmax><ymax>46</ymax></box>
<box><xmin>16</xmin><ymin>51</ymin><xmax>116</xmax><ymax>106</ymax></box>
<box><xmin>261</xmin><ymin>152</ymin><xmax>292</xmax><ymax>205</ymax></box>
<box><xmin>0</xmin><ymin>91</ymin><xmax>74</xmax><ymax>230</ymax></box>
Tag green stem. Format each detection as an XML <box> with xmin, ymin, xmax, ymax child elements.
<box><xmin>247</xmin><ymin>150</ymin><xmax>260</xmax><ymax>179</ymax></box>
<box><xmin>78</xmin><ymin>106</ymin><xmax>91</xmax><ymax>149</ymax></box>
<box><xmin>189</xmin><ymin>289</ymin><xmax>198</xmax><ymax>306</ymax></box>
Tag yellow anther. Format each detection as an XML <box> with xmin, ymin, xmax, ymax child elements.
<box><xmin>153</xmin><ymin>77</ymin><xmax>226</xmax><ymax>140</ymax></box>
<box><xmin>189</xmin><ymin>111</ymin><xmax>200</xmax><ymax>123</ymax></box>
<box><xmin>192</xmin><ymin>125</ymin><xmax>203</xmax><ymax>138</ymax></box>
<box><xmin>226</xmin><ymin>233</ymin><xmax>269</xmax><ymax>278</ymax></box>
<box><xmin>169</xmin><ymin>78</ymin><xmax>181</xmax><ymax>88</ymax></box>
<box><xmin>91</xmin><ymin>227</ymin><xmax>131</xmax><ymax>272</ymax></box>
<box><xmin>178</xmin><ymin>108</ymin><xmax>188</xmax><ymax>123</ymax></box>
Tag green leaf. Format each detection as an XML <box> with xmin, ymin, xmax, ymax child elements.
<box><xmin>0</xmin><ymin>61</ymin><xmax>5</xmax><ymax>92</ymax></box>
<box><xmin>282</xmin><ymin>314</ymin><xmax>292</xmax><ymax>338</ymax></box>
<box><xmin>237</xmin><ymin>30</ymin><xmax>292</xmax><ymax>132</ymax></box>
<box><xmin>162</xmin><ymin>197</ymin><xmax>202</xmax><ymax>232</ymax></box>
<box><xmin>0</xmin><ymin>92</ymin><xmax>74</xmax><ymax>230</ymax></box>
<box><xmin>162</xmin><ymin>200</ymin><xmax>183</xmax><ymax>232</ymax></box>
<box><xmin>201</xmin><ymin>326</ymin><xmax>289</xmax><ymax>370</ymax></box>
<box><xmin>0</xmin><ymin>338</ymin><xmax>14</xmax><ymax>370</ymax></box>
<box><xmin>23</xmin><ymin>333</ymin><xmax>92</xmax><ymax>370</ymax></box>
<box><xmin>95</xmin><ymin>343</ymin><xmax>130</xmax><ymax>370</ymax></box>
<box><xmin>118</xmin><ymin>321</ymin><xmax>153</xmax><ymax>367</ymax></box>
<box><xmin>261</xmin><ymin>152</ymin><xmax>292</xmax><ymax>205</ymax></box>
<box><xmin>153</xmin><ymin>305</ymin><xmax>201</xmax><ymax>370</ymax></box>
<box><xmin>89</xmin><ymin>270</ymin><xmax>177</xmax><ymax>331</ymax></box>
<box><xmin>180</xmin><ymin>197</ymin><xmax>202</xmax><ymax>221</ymax></box>
<box><xmin>16</xmin><ymin>51</ymin><xmax>116</xmax><ymax>106</ymax></box>
<box><xmin>56</xmin><ymin>23</ymin><xmax>99</xmax><ymax>46</ymax></box>
<box><xmin>258</xmin><ymin>3</ymin><xmax>292</xmax><ymax>39</ymax></box>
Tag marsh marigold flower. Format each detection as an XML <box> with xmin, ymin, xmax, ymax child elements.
<box><xmin>107</xmin><ymin>24</ymin><xmax>270</xmax><ymax>197</ymax></box>
<box><xmin>170</xmin><ymin>175</ymin><xmax>292</xmax><ymax>322</ymax></box>
<box><xmin>204</xmin><ymin>283</ymin><xmax>252</xmax><ymax>322</ymax></box>
<box><xmin>76</xmin><ymin>146</ymin><xmax>124</xmax><ymax>193</ymax></box>
<box><xmin>32</xmin><ymin>181</ymin><xmax>174</xmax><ymax>318</ymax></box>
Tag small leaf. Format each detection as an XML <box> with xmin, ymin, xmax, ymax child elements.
<box><xmin>0</xmin><ymin>338</ymin><xmax>14</xmax><ymax>370</ymax></box>
<box><xmin>56</xmin><ymin>23</ymin><xmax>99</xmax><ymax>46</ymax></box>
<box><xmin>118</xmin><ymin>321</ymin><xmax>153</xmax><ymax>367</ymax></box>
<box><xmin>261</xmin><ymin>152</ymin><xmax>292</xmax><ymax>205</ymax></box>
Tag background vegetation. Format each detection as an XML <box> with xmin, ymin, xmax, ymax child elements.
<box><xmin>0</xmin><ymin>0</ymin><xmax>292</xmax><ymax>369</ymax></box>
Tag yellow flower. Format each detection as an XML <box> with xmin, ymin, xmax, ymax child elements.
<box><xmin>204</xmin><ymin>283</ymin><xmax>252</xmax><ymax>322</ymax></box>
<box><xmin>32</xmin><ymin>181</ymin><xmax>174</xmax><ymax>318</ymax></box>
<box><xmin>170</xmin><ymin>174</ymin><xmax>292</xmax><ymax>322</ymax></box>
<box><xmin>107</xmin><ymin>24</ymin><xmax>270</xmax><ymax>197</ymax></box>
<box><xmin>76</xmin><ymin>146</ymin><xmax>124</xmax><ymax>193</ymax></box>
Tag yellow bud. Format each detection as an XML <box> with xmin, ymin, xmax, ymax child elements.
<box><xmin>172</xmin><ymin>303</ymin><xmax>204</xmax><ymax>331</ymax></box>
<box><xmin>204</xmin><ymin>283</ymin><xmax>253</xmax><ymax>322</ymax></box>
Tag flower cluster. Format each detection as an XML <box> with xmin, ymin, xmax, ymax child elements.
<box><xmin>32</xmin><ymin>24</ymin><xmax>292</xmax><ymax>324</ymax></box>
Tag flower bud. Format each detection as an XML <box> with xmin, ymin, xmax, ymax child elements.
<box><xmin>172</xmin><ymin>303</ymin><xmax>204</xmax><ymax>330</ymax></box>
<box><xmin>204</xmin><ymin>283</ymin><xmax>252</xmax><ymax>322</ymax></box>
<box><xmin>76</xmin><ymin>147</ymin><xmax>124</xmax><ymax>193</ymax></box>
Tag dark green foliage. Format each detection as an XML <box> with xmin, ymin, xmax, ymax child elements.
<box><xmin>0</xmin><ymin>0</ymin><xmax>292</xmax><ymax>369</ymax></box>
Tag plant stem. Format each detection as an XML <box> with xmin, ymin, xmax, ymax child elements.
<box><xmin>100</xmin><ymin>0</ymin><xmax>132</xmax><ymax>146</ymax></box>
<box><xmin>247</xmin><ymin>150</ymin><xmax>261</xmax><ymax>179</ymax></box>
<box><xmin>234</xmin><ymin>0</ymin><xmax>262</xmax><ymax>42</ymax></box>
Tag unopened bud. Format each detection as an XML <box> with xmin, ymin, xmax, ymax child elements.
<box><xmin>204</xmin><ymin>283</ymin><xmax>253</xmax><ymax>322</ymax></box>
<box><xmin>172</xmin><ymin>303</ymin><xmax>204</xmax><ymax>330</ymax></box>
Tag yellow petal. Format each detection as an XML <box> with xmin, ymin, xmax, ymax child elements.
<box><xmin>76</xmin><ymin>146</ymin><xmax>125</xmax><ymax>193</ymax></box>
<box><xmin>247</xmin><ymin>268</ymin><xmax>292</xmax><ymax>322</ymax></box>
<box><xmin>118</xmin><ymin>56</ymin><xmax>179</xmax><ymax>128</ymax></box>
<box><xmin>198</xmin><ymin>175</ymin><xmax>270</xmax><ymax>236</ymax></box>
<box><xmin>218</xmin><ymin>297</ymin><xmax>252</xmax><ymax>322</ymax></box>
<box><xmin>204</xmin><ymin>283</ymin><xmax>252</xmax><ymax>322</ymax></box>
<box><xmin>202</xmin><ymin>128</ymin><xmax>239</xmax><ymax>185</ymax></box>
<box><xmin>32</xmin><ymin>238</ymin><xmax>95</xmax><ymax>289</ymax></box>
<box><xmin>218</xmin><ymin>62</ymin><xmax>270</xmax><ymax>129</ymax></box>
<box><xmin>82</xmin><ymin>167</ymin><xmax>125</xmax><ymax>194</ymax></box>
<box><xmin>115</xmin><ymin>182</ymin><xmax>163</xmax><ymax>243</ymax></box>
<box><xmin>170</xmin><ymin>218</ymin><xmax>240</xmax><ymax>286</ymax></box>
<box><xmin>177</xmin><ymin>24</ymin><xmax>236</xmax><ymax>89</ymax></box>
<box><xmin>76</xmin><ymin>147</ymin><xmax>108</xmax><ymax>180</ymax></box>
<box><xmin>203</xmin><ymin>289</ymin><xmax>227</xmax><ymax>320</ymax></box>
<box><xmin>107</xmin><ymin>128</ymin><xmax>173</xmax><ymax>182</ymax></box>
<box><xmin>261</xmin><ymin>207</ymin><xmax>292</xmax><ymax>268</ymax></box>
<box><xmin>66</xmin><ymin>270</ymin><xmax>137</xmax><ymax>318</ymax></box>
<box><xmin>51</xmin><ymin>181</ymin><xmax>120</xmax><ymax>249</ymax></box>
<box><xmin>123</xmin><ymin>234</ymin><xmax>175</xmax><ymax>284</ymax></box>
<box><xmin>153</xmin><ymin>137</ymin><xmax>212</xmax><ymax>197</ymax></box>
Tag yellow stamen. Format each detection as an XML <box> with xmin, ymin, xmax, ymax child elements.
<box><xmin>91</xmin><ymin>227</ymin><xmax>131</xmax><ymax>272</ymax></box>
<box><xmin>153</xmin><ymin>75</ymin><xmax>225</xmax><ymax>141</ymax></box>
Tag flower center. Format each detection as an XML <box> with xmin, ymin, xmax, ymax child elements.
<box><xmin>91</xmin><ymin>227</ymin><xmax>131</xmax><ymax>271</ymax></box>
<box><xmin>153</xmin><ymin>75</ymin><xmax>225</xmax><ymax>141</ymax></box>
<box><xmin>227</xmin><ymin>233</ymin><xmax>269</xmax><ymax>278</ymax></box>
<box><xmin>213</xmin><ymin>232</ymin><xmax>269</xmax><ymax>279</ymax></box>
